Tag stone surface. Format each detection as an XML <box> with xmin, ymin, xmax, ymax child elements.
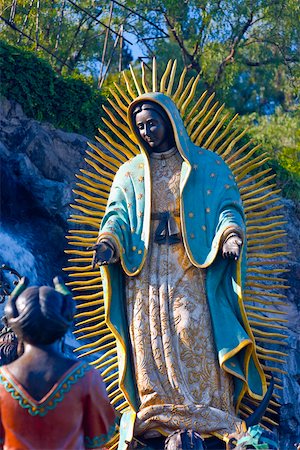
<box><xmin>0</xmin><ymin>97</ymin><xmax>299</xmax><ymax>446</ymax></box>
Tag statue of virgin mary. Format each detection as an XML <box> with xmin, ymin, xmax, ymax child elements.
<box><xmin>66</xmin><ymin>60</ymin><xmax>287</xmax><ymax>450</ymax></box>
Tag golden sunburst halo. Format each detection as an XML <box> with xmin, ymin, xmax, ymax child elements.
<box><xmin>64</xmin><ymin>58</ymin><xmax>289</xmax><ymax>439</ymax></box>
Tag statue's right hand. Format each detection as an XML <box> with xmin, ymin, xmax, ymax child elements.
<box><xmin>90</xmin><ymin>242</ymin><xmax>115</xmax><ymax>269</ymax></box>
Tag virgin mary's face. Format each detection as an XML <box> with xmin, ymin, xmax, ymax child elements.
<box><xmin>135</xmin><ymin>108</ymin><xmax>170</xmax><ymax>152</ymax></box>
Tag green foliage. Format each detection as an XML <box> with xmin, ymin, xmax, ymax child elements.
<box><xmin>238</xmin><ymin>109</ymin><xmax>300</xmax><ymax>202</ymax></box>
<box><xmin>0</xmin><ymin>40</ymin><xmax>107</xmax><ymax>137</ymax></box>
<box><xmin>125</xmin><ymin>0</ymin><xmax>300</xmax><ymax>114</ymax></box>
<box><xmin>0</xmin><ymin>0</ymin><xmax>132</xmax><ymax>76</ymax></box>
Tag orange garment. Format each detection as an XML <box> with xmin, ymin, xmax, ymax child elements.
<box><xmin>0</xmin><ymin>361</ymin><xmax>116</xmax><ymax>449</ymax></box>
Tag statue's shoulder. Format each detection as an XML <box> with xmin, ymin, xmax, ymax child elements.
<box><xmin>115</xmin><ymin>154</ymin><xmax>143</xmax><ymax>177</ymax></box>
<box><xmin>192</xmin><ymin>145</ymin><xmax>230</xmax><ymax>173</ymax></box>
<box><xmin>118</xmin><ymin>154</ymin><xmax>143</xmax><ymax>170</ymax></box>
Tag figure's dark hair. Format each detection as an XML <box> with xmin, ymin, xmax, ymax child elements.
<box><xmin>0</xmin><ymin>329</ymin><xmax>19</xmax><ymax>365</ymax></box>
<box><xmin>131</xmin><ymin>101</ymin><xmax>176</xmax><ymax>150</ymax></box>
<box><xmin>5</xmin><ymin>284</ymin><xmax>75</xmax><ymax>345</ymax></box>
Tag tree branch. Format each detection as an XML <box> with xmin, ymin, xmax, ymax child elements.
<box><xmin>163</xmin><ymin>13</ymin><xmax>201</xmax><ymax>73</ymax></box>
<box><xmin>212</xmin><ymin>11</ymin><xmax>254</xmax><ymax>88</ymax></box>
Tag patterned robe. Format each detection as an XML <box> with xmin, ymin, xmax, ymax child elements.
<box><xmin>126</xmin><ymin>148</ymin><xmax>238</xmax><ymax>438</ymax></box>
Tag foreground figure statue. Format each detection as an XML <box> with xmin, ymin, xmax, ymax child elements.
<box><xmin>91</xmin><ymin>93</ymin><xmax>267</xmax><ymax>448</ymax></box>
<box><xmin>0</xmin><ymin>277</ymin><xmax>116</xmax><ymax>449</ymax></box>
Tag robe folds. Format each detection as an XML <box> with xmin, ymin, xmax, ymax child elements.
<box><xmin>98</xmin><ymin>93</ymin><xmax>266</xmax><ymax>446</ymax></box>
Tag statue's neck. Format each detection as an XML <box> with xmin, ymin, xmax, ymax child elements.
<box><xmin>150</xmin><ymin>146</ymin><xmax>177</xmax><ymax>159</ymax></box>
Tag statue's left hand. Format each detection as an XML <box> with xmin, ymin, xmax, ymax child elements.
<box><xmin>222</xmin><ymin>234</ymin><xmax>242</xmax><ymax>260</ymax></box>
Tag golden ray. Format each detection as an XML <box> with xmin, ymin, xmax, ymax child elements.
<box><xmin>122</xmin><ymin>70</ymin><xmax>136</xmax><ymax>99</ymax></box>
<box><xmin>254</xmin><ymin>346</ymin><xmax>288</xmax><ymax>357</ymax></box>
<box><xmin>129</xmin><ymin>64</ymin><xmax>142</xmax><ymax>96</ymax></box>
<box><xmin>196</xmin><ymin>104</ymin><xmax>225</xmax><ymax>146</ymax></box>
<box><xmin>95</xmin><ymin>135</ymin><xmax>127</xmax><ymax>164</ymax></box>
<box><xmin>184</xmin><ymin>90</ymin><xmax>208</xmax><ymax>125</ymax></box>
<box><xmin>96</xmin><ymin>356</ymin><xmax>118</xmax><ymax>370</ymax></box>
<box><xmin>180</xmin><ymin>73</ymin><xmax>201</xmax><ymax>116</ymax></box>
<box><xmin>249</xmin><ymin>242</ymin><xmax>286</xmax><ymax>253</ymax></box>
<box><xmin>113</xmin><ymin>82</ymin><xmax>131</xmax><ymax>105</ymax></box>
<box><xmin>202</xmin><ymin>112</ymin><xmax>230</xmax><ymax>149</ymax></box>
<box><xmin>191</xmin><ymin>102</ymin><xmax>219</xmax><ymax>142</ymax></box>
<box><xmin>235</xmin><ymin>157</ymin><xmax>271</xmax><ymax>181</ymax></box>
<box><xmin>240</xmin><ymin>174</ymin><xmax>277</xmax><ymax>193</ymax></box>
<box><xmin>246</xmin><ymin>207</ymin><xmax>283</xmax><ymax>220</ymax></box>
<box><xmin>226</xmin><ymin>140</ymin><xmax>253</xmax><ymax>165</ymax></box>
<box><xmin>243</xmin><ymin>189</ymin><xmax>281</xmax><ymax>205</ymax></box>
<box><xmin>166</xmin><ymin>59</ymin><xmax>177</xmax><ymax>96</ymax></box>
<box><xmin>141</xmin><ymin>62</ymin><xmax>150</xmax><ymax>93</ymax></box>
<box><xmin>76</xmin><ymin>182</ymin><xmax>108</xmax><ymax>198</ymax></box>
<box><xmin>67</xmin><ymin>277</ymin><xmax>102</xmax><ymax>286</ymax></box>
<box><xmin>209</xmin><ymin>114</ymin><xmax>239</xmax><ymax>151</ymax></box>
<box><xmin>70</xmin><ymin>204</ymin><xmax>104</xmax><ymax>218</ymax></box>
<box><xmin>76</xmin><ymin>315</ymin><xmax>106</xmax><ymax>326</ymax></box>
<box><xmin>160</xmin><ymin>59</ymin><xmax>173</xmax><ymax>93</ymax></box>
<box><xmin>172</xmin><ymin>66</ymin><xmax>187</xmax><ymax>102</ymax></box>
<box><xmin>72</xmin><ymin>284</ymin><xmax>103</xmax><ymax>291</ymax></box>
<box><xmin>177</xmin><ymin>76</ymin><xmax>195</xmax><ymax>109</ymax></box>
<box><xmin>74</xmin><ymin>322</ymin><xmax>106</xmax><ymax>336</ymax></box>
<box><xmin>65</xmin><ymin>234</ymin><xmax>97</xmax><ymax>242</ymax></box>
<box><xmin>246</xmin><ymin>275</ymin><xmax>287</xmax><ymax>283</ymax></box>
<box><xmin>76</xmin><ymin>300</ymin><xmax>104</xmax><ymax>310</ymax></box>
<box><xmin>233</xmin><ymin>152</ymin><xmax>269</xmax><ymax>176</ymax></box>
<box><xmin>75</xmin><ymin>199</ymin><xmax>106</xmax><ymax>211</ymax></box>
<box><xmin>245</xmin><ymin>197</ymin><xmax>286</xmax><ymax>213</ymax></box>
<box><xmin>75</xmin><ymin>307</ymin><xmax>105</xmax><ymax>318</ymax></box>
<box><xmin>80</xmin><ymin>168</ymin><xmax>112</xmax><ymax>187</ymax></box>
<box><xmin>103</xmin><ymin>105</ymin><xmax>133</xmax><ymax>137</ymax></box>
<box><xmin>84</xmin><ymin>159</ymin><xmax>115</xmax><ymax>180</ymax></box>
<box><xmin>214</xmin><ymin>125</ymin><xmax>242</xmax><ymax>155</ymax></box>
<box><xmin>220</xmin><ymin>127</ymin><xmax>250</xmax><ymax>159</ymax></box>
<box><xmin>107</xmin><ymin>98</ymin><xmax>128</xmax><ymax>122</ymax></box>
<box><xmin>102</xmin><ymin>118</ymin><xmax>139</xmax><ymax>154</ymax></box>
<box><xmin>109</xmin><ymin>89</ymin><xmax>128</xmax><ymax>113</ymax></box>
<box><xmin>242</xmin><ymin>184</ymin><xmax>277</xmax><ymax>201</ymax></box>
<box><xmin>72</xmin><ymin>190</ymin><xmax>107</xmax><ymax>205</ymax></box>
<box><xmin>77</xmin><ymin>329</ymin><xmax>113</xmax><ymax>340</ymax></box>
<box><xmin>187</xmin><ymin>93</ymin><xmax>215</xmax><ymax>135</ymax></box>
<box><xmin>247</xmin><ymin>312</ymin><xmax>288</xmax><ymax>323</ymax></box>
<box><xmin>68</xmin><ymin>230</ymin><xmax>99</xmax><ymax>235</ymax></box>
<box><xmin>248</xmin><ymin>233</ymin><xmax>287</xmax><ymax>244</ymax></box>
<box><xmin>98</xmin><ymin>129</ymin><xmax>137</xmax><ymax>159</ymax></box>
<box><xmin>229</xmin><ymin>144</ymin><xmax>262</xmax><ymax>169</ymax></box>
<box><xmin>63</xmin><ymin>264</ymin><xmax>93</xmax><ymax>272</ymax></box>
<box><xmin>74</xmin><ymin>291</ymin><xmax>104</xmax><ymax>300</ymax></box>
<box><xmin>76</xmin><ymin>341</ymin><xmax>115</xmax><ymax>358</ymax></box>
<box><xmin>245</xmin><ymin>305</ymin><xmax>286</xmax><ymax>315</ymax></box>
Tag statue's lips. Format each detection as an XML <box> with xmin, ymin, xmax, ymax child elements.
<box><xmin>145</xmin><ymin>138</ymin><xmax>156</xmax><ymax>145</ymax></box>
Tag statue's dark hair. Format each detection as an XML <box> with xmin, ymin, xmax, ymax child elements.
<box><xmin>131</xmin><ymin>101</ymin><xmax>176</xmax><ymax>151</ymax></box>
<box><xmin>4</xmin><ymin>285</ymin><xmax>75</xmax><ymax>345</ymax></box>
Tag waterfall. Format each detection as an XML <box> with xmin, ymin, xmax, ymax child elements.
<box><xmin>0</xmin><ymin>229</ymin><xmax>38</xmax><ymax>284</ymax></box>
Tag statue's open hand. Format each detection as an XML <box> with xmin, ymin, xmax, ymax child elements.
<box><xmin>90</xmin><ymin>242</ymin><xmax>115</xmax><ymax>269</ymax></box>
<box><xmin>222</xmin><ymin>235</ymin><xmax>242</xmax><ymax>261</ymax></box>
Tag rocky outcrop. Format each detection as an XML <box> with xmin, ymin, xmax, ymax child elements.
<box><xmin>0</xmin><ymin>97</ymin><xmax>299</xmax><ymax>447</ymax></box>
<box><xmin>0</xmin><ymin>97</ymin><xmax>91</xmax><ymax>284</ymax></box>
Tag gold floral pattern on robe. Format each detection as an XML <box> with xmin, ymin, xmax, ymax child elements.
<box><xmin>126</xmin><ymin>148</ymin><xmax>240</xmax><ymax>438</ymax></box>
